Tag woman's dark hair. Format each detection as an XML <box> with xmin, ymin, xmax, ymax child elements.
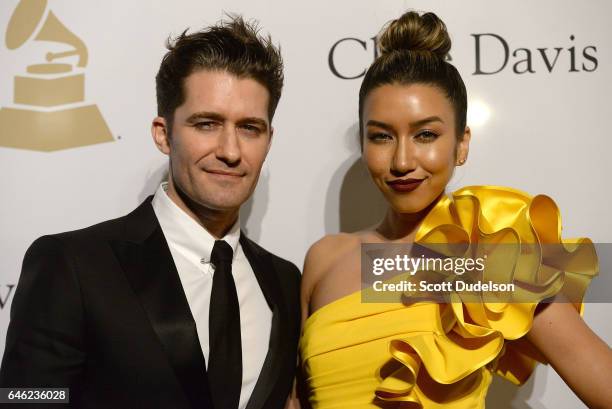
<box><xmin>156</xmin><ymin>15</ymin><xmax>283</xmax><ymax>132</ymax></box>
<box><xmin>359</xmin><ymin>11</ymin><xmax>467</xmax><ymax>138</ymax></box>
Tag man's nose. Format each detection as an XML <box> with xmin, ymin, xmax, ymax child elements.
<box><xmin>215</xmin><ymin>126</ymin><xmax>241</xmax><ymax>165</ymax></box>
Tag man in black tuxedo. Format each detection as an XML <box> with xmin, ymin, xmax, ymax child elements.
<box><xmin>0</xmin><ymin>16</ymin><xmax>300</xmax><ymax>409</ymax></box>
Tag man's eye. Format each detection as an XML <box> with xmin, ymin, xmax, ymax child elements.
<box><xmin>240</xmin><ymin>124</ymin><xmax>262</xmax><ymax>134</ymax></box>
<box><xmin>415</xmin><ymin>130</ymin><xmax>439</xmax><ymax>142</ymax></box>
<box><xmin>194</xmin><ymin>121</ymin><xmax>217</xmax><ymax>130</ymax></box>
<box><xmin>368</xmin><ymin>132</ymin><xmax>393</xmax><ymax>142</ymax></box>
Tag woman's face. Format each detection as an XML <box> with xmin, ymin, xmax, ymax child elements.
<box><xmin>362</xmin><ymin>83</ymin><xmax>470</xmax><ymax>214</ymax></box>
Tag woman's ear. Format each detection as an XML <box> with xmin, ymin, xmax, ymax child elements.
<box><xmin>456</xmin><ymin>126</ymin><xmax>471</xmax><ymax>165</ymax></box>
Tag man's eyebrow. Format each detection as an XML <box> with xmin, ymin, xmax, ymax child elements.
<box><xmin>238</xmin><ymin>117</ymin><xmax>269</xmax><ymax>131</ymax></box>
<box><xmin>185</xmin><ymin>112</ymin><xmax>225</xmax><ymax>122</ymax></box>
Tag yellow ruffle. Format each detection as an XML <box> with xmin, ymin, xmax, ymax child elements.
<box><xmin>374</xmin><ymin>185</ymin><xmax>598</xmax><ymax>406</ymax></box>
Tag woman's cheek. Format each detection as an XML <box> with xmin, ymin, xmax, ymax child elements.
<box><xmin>364</xmin><ymin>149</ymin><xmax>387</xmax><ymax>178</ymax></box>
<box><xmin>421</xmin><ymin>144</ymin><xmax>455</xmax><ymax>174</ymax></box>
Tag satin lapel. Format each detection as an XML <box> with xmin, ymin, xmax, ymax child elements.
<box><xmin>240</xmin><ymin>234</ymin><xmax>287</xmax><ymax>409</ymax></box>
<box><xmin>110</xmin><ymin>199</ymin><xmax>213</xmax><ymax>408</ymax></box>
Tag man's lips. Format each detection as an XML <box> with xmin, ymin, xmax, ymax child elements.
<box><xmin>204</xmin><ymin>169</ymin><xmax>245</xmax><ymax>177</ymax></box>
<box><xmin>386</xmin><ymin>178</ymin><xmax>425</xmax><ymax>192</ymax></box>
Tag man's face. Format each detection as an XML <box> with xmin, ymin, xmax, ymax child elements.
<box><xmin>153</xmin><ymin>70</ymin><xmax>272</xmax><ymax>214</ymax></box>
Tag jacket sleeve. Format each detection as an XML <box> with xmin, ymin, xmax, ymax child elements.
<box><xmin>0</xmin><ymin>235</ymin><xmax>85</xmax><ymax>397</ymax></box>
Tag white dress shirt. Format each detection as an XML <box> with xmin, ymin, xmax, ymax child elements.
<box><xmin>152</xmin><ymin>183</ymin><xmax>272</xmax><ymax>409</ymax></box>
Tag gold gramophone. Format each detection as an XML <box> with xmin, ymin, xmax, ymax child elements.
<box><xmin>0</xmin><ymin>0</ymin><xmax>113</xmax><ymax>151</ymax></box>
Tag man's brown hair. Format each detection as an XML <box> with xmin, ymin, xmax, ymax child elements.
<box><xmin>156</xmin><ymin>15</ymin><xmax>284</xmax><ymax>132</ymax></box>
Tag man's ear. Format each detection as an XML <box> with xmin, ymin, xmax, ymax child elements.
<box><xmin>456</xmin><ymin>126</ymin><xmax>471</xmax><ymax>165</ymax></box>
<box><xmin>151</xmin><ymin>116</ymin><xmax>171</xmax><ymax>155</ymax></box>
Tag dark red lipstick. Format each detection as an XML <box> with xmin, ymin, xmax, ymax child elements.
<box><xmin>386</xmin><ymin>178</ymin><xmax>424</xmax><ymax>192</ymax></box>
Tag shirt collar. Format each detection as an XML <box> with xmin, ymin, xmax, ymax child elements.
<box><xmin>152</xmin><ymin>182</ymin><xmax>240</xmax><ymax>263</ymax></box>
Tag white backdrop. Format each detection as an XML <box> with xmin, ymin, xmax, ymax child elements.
<box><xmin>0</xmin><ymin>1</ymin><xmax>610</xmax><ymax>408</ymax></box>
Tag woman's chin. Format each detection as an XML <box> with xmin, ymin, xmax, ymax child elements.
<box><xmin>383</xmin><ymin>192</ymin><xmax>444</xmax><ymax>216</ymax></box>
<box><xmin>387</xmin><ymin>201</ymin><xmax>430</xmax><ymax>215</ymax></box>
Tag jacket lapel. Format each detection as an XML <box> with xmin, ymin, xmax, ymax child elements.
<box><xmin>109</xmin><ymin>198</ymin><xmax>213</xmax><ymax>408</ymax></box>
<box><xmin>241</xmin><ymin>234</ymin><xmax>288</xmax><ymax>409</ymax></box>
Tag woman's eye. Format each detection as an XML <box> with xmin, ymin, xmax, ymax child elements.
<box><xmin>368</xmin><ymin>132</ymin><xmax>393</xmax><ymax>142</ymax></box>
<box><xmin>415</xmin><ymin>130</ymin><xmax>439</xmax><ymax>142</ymax></box>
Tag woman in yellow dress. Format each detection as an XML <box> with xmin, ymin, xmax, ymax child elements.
<box><xmin>297</xmin><ymin>10</ymin><xmax>612</xmax><ymax>409</ymax></box>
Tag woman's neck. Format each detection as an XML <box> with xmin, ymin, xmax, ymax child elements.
<box><xmin>376</xmin><ymin>194</ymin><xmax>443</xmax><ymax>242</ymax></box>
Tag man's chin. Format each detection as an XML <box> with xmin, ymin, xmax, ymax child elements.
<box><xmin>194</xmin><ymin>194</ymin><xmax>250</xmax><ymax>213</ymax></box>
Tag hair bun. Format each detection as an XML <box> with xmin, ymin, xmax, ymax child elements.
<box><xmin>378</xmin><ymin>11</ymin><xmax>451</xmax><ymax>59</ymax></box>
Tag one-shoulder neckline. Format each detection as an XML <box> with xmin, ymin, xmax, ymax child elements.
<box><xmin>304</xmin><ymin>287</ymin><xmax>364</xmax><ymax>327</ymax></box>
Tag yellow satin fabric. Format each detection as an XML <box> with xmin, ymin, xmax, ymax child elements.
<box><xmin>300</xmin><ymin>186</ymin><xmax>597</xmax><ymax>408</ymax></box>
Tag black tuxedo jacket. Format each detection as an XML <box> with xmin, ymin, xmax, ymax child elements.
<box><xmin>0</xmin><ymin>198</ymin><xmax>301</xmax><ymax>409</ymax></box>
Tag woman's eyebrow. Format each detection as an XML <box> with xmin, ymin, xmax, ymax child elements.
<box><xmin>409</xmin><ymin>116</ymin><xmax>444</xmax><ymax>127</ymax></box>
<box><xmin>365</xmin><ymin>119</ymin><xmax>393</xmax><ymax>131</ymax></box>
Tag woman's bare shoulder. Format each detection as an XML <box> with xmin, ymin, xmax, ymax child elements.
<box><xmin>305</xmin><ymin>233</ymin><xmax>360</xmax><ymax>268</ymax></box>
<box><xmin>304</xmin><ymin>230</ymin><xmax>381</xmax><ymax>279</ymax></box>
<box><xmin>301</xmin><ymin>233</ymin><xmax>361</xmax><ymax>288</ymax></box>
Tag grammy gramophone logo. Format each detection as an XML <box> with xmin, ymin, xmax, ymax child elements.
<box><xmin>0</xmin><ymin>0</ymin><xmax>113</xmax><ymax>151</ymax></box>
